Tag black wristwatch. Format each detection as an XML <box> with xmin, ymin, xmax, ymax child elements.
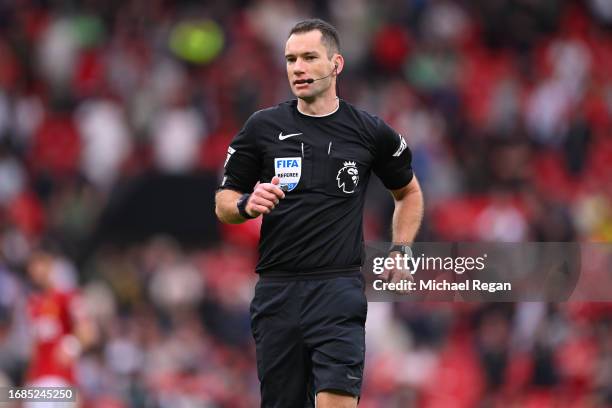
<box><xmin>237</xmin><ymin>193</ymin><xmax>256</xmax><ymax>219</ymax></box>
<box><xmin>388</xmin><ymin>244</ymin><xmax>412</xmax><ymax>257</ymax></box>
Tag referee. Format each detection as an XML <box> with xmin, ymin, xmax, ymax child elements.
<box><xmin>215</xmin><ymin>19</ymin><xmax>423</xmax><ymax>408</ymax></box>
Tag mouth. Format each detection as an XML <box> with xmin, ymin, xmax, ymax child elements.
<box><xmin>293</xmin><ymin>79</ymin><xmax>311</xmax><ymax>85</ymax></box>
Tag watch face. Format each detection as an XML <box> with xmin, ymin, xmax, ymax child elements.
<box><xmin>401</xmin><ymin>245</ymin><xmax>413</xmax><ymax>258</ymax></box>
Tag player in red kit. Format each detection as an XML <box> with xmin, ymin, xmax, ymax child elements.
<box><xmin>25</xmin><ymin>249</ymin><xmax>96</xmax><ymax>407</ymax></box>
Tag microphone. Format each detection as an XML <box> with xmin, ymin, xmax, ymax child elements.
<box><xmin>305</xmin><ymin>71</ymin><xmax>332</xmax><ymax>84</ymax></box>
<box><xmin>301</xmin><ymin>65</ymin><xmax>338</xmax><ymax>84</ymax></box>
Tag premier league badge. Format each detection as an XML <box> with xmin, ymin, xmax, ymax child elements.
<box><xmin>274</xmin><ymin>157</ymin><xmax>302</xmax><ymax>192</ymax></box>
<box><xmin>336</xmin><ymin>161</ymin><xmax>359</xmax><ymax>193</ymax></box>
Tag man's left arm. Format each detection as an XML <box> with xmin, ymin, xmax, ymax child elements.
<box><xmin>383</xmin><ymin>176</ymin><xmax>424</xmax><ymax>288</ymax></box>
<box><xmin>371</xmin><ymin>118</ymin><xmax>423</xmax><ymax>243</ymax></box>
<box><xmin>390</xmin><ymin>175</ymin><xmax>423</xmax><ymax>244</ymax></box>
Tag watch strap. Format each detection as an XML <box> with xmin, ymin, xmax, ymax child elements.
<box><xmin>388</xmin><ymin>244</ymin><xmax>411</xmax><ymax>255</ymax></box>
<box><xmin>237</xmin><ymin>193</ymin><xmax>256</xmax><ymax>219</ymax></box>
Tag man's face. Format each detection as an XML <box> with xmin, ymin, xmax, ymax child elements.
<box><xmin>27</xmin><ymin>252</ymin><xmax>54</xmax><ymax>289</ymax></box>
<box><xmin>285</xmin><ymin>30</ymin><xmax>336</xmax><ymax>100</ymax></box>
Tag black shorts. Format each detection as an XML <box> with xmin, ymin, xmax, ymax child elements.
<box><xmin>250</xmin><ymin>274</ymin><xmax>367</xmax><ymax>408</ymax></box>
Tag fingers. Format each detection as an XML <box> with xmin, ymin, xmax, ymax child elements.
<box><xmin>259</xmin><ymin>182</ymin><xmax>285</xmax><ymax>199</ymax></box>
<box><xmin>250</xmin><ymin>195</ymin><xmax>278</xmax><ymax>211</ymax></box>
<box><xmin>253</xmin><ymin>178</ymin><xmax>285</xmax><ymax>201</ymax></box>
<box><xmin>246</xmin><ymin>177</ymin><xmax>286</xmax><ymax>217</ymax></box>
<box><xmin>393</xmin><ymin>268</ymin><xmax>414</xmax><ymax>283</ymax></box>
<box><xmin>383</xmin><ymin>269</ymin><xmax>407</xmax><ymax>295</ymax></box>
<box><xmin>247</xmin><ymin>192</ymin><xmax>282</xmax><ymax>217</ymax></box>
<box><xmin>250</xmin><ymin>203</ymin><xmax>272</xmax><ymax>215</ymax></box>
<box><xmin>253</xmin><ymin>189</ymin><xmax>280</xmax><ymax>204</ymax></box>
<box><xmin>381</xmin><ymin>268</ymin><xmax>413</xmax><ymax>295</ymax></box>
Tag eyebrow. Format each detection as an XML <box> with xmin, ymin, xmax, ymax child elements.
<box><xmin>285</xmin><ymin>51</ymin><xmax>320</xmax><ymax>59</ymax></box>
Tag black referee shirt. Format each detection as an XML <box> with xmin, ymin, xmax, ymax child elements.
<box><xmin>220</xmin><ymin>99</ymin><xmax>413</xmax><ymax>276</ymax></box>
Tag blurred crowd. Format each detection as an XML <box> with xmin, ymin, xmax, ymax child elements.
<box><xmin>0</xmin><ymin>0</ymin><xmax>611</xmax><ymax>406</ymax></box>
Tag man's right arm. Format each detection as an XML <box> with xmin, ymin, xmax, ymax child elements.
<box><xmin>215</xmin><ymin>189</ymin><xmax>246</xmax><ymax>224</ymax></box>
<box><xmin>215</xmin><ymin>177</ymin><xmax>285</xmax><ymax>224</ymax></box>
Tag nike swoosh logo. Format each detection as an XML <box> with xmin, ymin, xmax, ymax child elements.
<box><xmin>347</xmin><ymin>375</ymin><xmax>360</xmax><ymax>380</ymax></box>
<box><xmin>279</xmin><ymin>132</ymin><xmax>302</xmax><ymax>140</ymax></box>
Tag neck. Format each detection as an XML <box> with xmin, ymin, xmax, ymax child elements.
<box><xmin>297</xmin><ymin>89</ymin><xmax>339</xmax><ymax>116</ymax></box>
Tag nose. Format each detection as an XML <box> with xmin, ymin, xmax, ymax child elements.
<box><xmin>293</xmin><ymin>58</ymin><xmax>306</xmax><ymax>75</ymax></box>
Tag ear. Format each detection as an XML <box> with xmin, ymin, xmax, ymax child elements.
<box><xmin>332</xmin><ymin>54</ymin><xmax>344</xmax><ymax>76</ymax></box>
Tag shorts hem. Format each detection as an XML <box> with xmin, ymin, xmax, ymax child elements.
<box><xmin>315</xmin><ymin>383</ymin><xmax>361</xmax><ymax>399</ymax></box>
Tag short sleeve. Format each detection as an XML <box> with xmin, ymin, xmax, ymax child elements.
<box><xmin>372</xmin><ymin>119</ymin><xmax>414</xmax><ymax>190</ymax></box>
<box><xmin>219</xmin><ymin>113</ymin><xmax>262</xmax><ymax>193</ymax></box>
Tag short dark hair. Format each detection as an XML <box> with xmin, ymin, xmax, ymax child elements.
<box><xmin>288</xmin><ymin>19</ymin><xmax>340</xmax><ymax>57</ymax></box>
